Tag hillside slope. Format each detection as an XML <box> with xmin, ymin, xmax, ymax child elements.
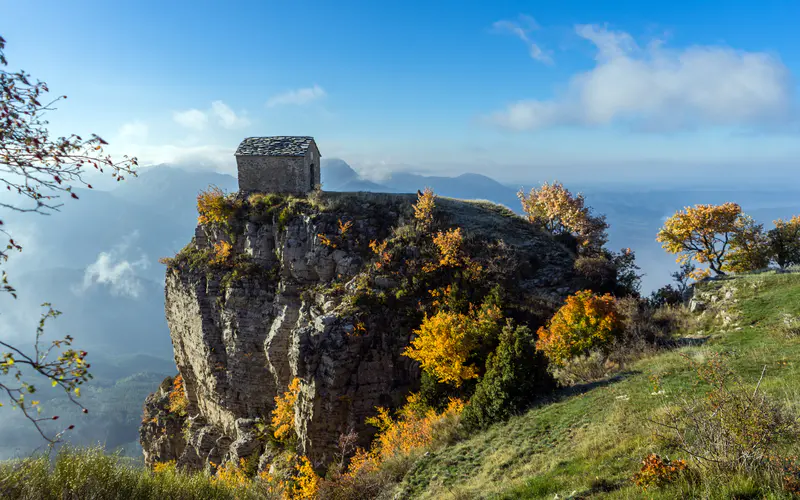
<box><xmin>396</xmin><ymin>272</ymin><xmax>800</xmax><ymax>499</ymax></box>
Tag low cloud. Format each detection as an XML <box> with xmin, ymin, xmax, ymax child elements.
<box><xmin>266</xmin><ymin>85</ymin><xmax>327</xmax><ymax>107</ymax></box>
<box><xmin>172</xmin><ymin>109</ymin><xmax>209</xmax><ymax>130</ymax></box>
<box><xmin>489</xmin><ymin>24</ymin><xmax>794</xmax><ymax>131</ymax></box>
<box><xmin>173</xmin><ymin>101</ymin><xmax>250</xmax><ymax>131</ymax></box>
<box><xmin>117</xmin><ymin>121</ymin><xmax>149</xmax><ymax>143</ymax></box>
<box><xmin>210</xmin><ymin>100</ymin><xmax>250</xmax><ymax>129</ymax></box>
<box><xmin>78</xmin><ymin>232</ymin><xmax>149</xmax><ymax>299</ymax></box>
<box><xmin>492</xmin><ymin>14</ymin><xmax>552</xmax><ymax>64</ymax></box>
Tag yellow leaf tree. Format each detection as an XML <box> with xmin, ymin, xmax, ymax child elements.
<box><xmin>517</xmin><ymin>181</ymin><xmax>608</xmax><ymax>251</ymax></box>
<box><xmin>656</xmin><ymin>202</ymin><xmax>744</xmax><ymax>277</ymax></box>
<box><xmin>403</xmin><ymin>303</ymin><xmax>502</xmax><ymax>386</ymax></box>
<box><xmin>271</xmin><ymin>378</ymin><xmax>301</xmax><ymax>441</ymax></box>
<box><xmin>536</xmin><ymin>290</ymin><xmax>622</xmax><ymax>366</ymax></box>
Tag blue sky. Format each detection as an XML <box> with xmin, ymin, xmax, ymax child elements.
<box><xmin>4</xmin><ymin>0</ymin><xmax>800</xmax><ymax>184</ymax></box>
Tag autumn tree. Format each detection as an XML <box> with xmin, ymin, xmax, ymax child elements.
<box><xmin>536</xmin><ymin>290</ymin><xmax>623</xmax><ymax>366</ymax></box>
<box><xmin>0</xmin><ymin>35</ymin><xmax>136</xmax><ymax>441</ymax></box>
<box><xmin>656</xmin><ymin>203</ymin><xmax>744</xmax><ymax>277</ymax></box>
<box><xmin>768</xmin><ymin>216</ymin><xmax>800</xmax><ymax>269</ymax></box>
<box><xmin>403</xmin><ymin>301</ymin><xmax>502</xmax><ymax>387</ymax></box>
<box><xmin>272</xmin><ymin>378</ymin><xmax>301</xmax><ymax>442</ymax></box>
<box><xmin>517</xmin><ymin>181</ymin><xmax>608</xmax><ymax>252</ymax></box>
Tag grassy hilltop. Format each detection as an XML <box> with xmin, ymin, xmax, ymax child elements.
<box><xmin>400</xmin><ymin>271</ymin><xmax>800</xmax><ymax>498</ymax></box>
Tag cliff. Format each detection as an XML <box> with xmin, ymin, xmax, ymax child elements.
<box><xmin>140</xmin><ymin>191</ymin><xmax>581</xmax><ymax>473</ymax></box>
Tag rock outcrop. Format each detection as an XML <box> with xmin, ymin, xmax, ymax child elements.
<box><xmin>140</xmin><ymin>192</ymin><xmax>581</xmax><ymax>472</ymax></box>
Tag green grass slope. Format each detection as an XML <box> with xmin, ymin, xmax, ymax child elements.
<box><xmin>396</xmin><ymin>272</ymin><xmax>800</xmax><ymax>499</ymax></box>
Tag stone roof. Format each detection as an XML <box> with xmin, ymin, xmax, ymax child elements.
<box><xmin>235</xmin><ymin>136</ymin><xmax>315</xmax><ymax>157</ymax></box>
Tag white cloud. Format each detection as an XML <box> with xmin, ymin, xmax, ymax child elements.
<box><xmin>118</xmin><ymin>121</ymin><xmax>149</xmax><ymax>143</ymax></box>
<box><xmin>78</xmin><ymin>232</ymin><xmax>149</xmax><ymax>299</ymax></box>
<box><xmin>266</xmin><ymin>85</ymin><xmax>327</xmax><ymax>107</ymax></box>
<box><xmin>173</xmin><ymin>108</ymin><xmax>208</xmax><ymax>130</ymax></box>
<box><xmin>489</xmin><ymin>24</ymin><xmax>794</xmax><ymax>131</ymax></box>
<box><xmin>172</xmin><ymin>101</ymin><xmax>250</xmax><ymax>131</ymax></box>
<box><xmin>492</xmin><ymin>14</ymin><xmax>552</xmax><ymax>64</ymax></box>
<box><xmin>210</xmin><ymin>100</ymin><xmax>250</xmax><ymax>129</ymax></box>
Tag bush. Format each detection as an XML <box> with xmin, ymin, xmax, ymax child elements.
<box><xmin>536</xmin><ymin>290</ymin><xmax>623</xmax><ymax>366</ymax></box>
<box><xmin>654</xmin><ymin>355</ymin><xmax>798</xmax><ymax>474</ymax></box>
<box><xmin>197</xmin><ymin>186</ymin><xmax>241</xmax><ymax>226</ymax></box>
<box><xmin>551</xmin><ymin>350</ymin><xmax>620</xmax><ymax>386</ymax></box>
<box><xmin>168</xmin><ymin>374</ymin><xmax>188</xmax><ymax>416</ymax></box>
<box><xmin>574</xmin><ymin>255</ymin><xmax>617</xmax><ymax>294</ymax></box>
<box><xmin>272</xmin><ymin>378</ymin><xmax>300</xmax><ymax>442</ymax></box>
<box><xmin>462</xmin><ymin>323</ymin><xmax>554</xmax><ymax>430</ymax></box>
<box><xmin>321</xmin><ymin>393</ymin><xmax>464</xmax><ymax>498</ymax></box>
<box><xmin>403</xmin><ymin>302</ymin><xmax>502</xmax><ymax>387</ymax></box>
<box><xmin>573</xmin><ymin>248</ymin><xmax>642</xmax><ymax>297</ymax></box>
<box><xmin>649</xmin><ymin>285</ymin><xmax>684</xmax><ymax>308</ymax></box>
<box><xmin>632</xmin><ymin>453</ymin><xmax>690</xmax><ymax>491</ymax></box>
<box><xmin>780</xmin><ymin>313</ymin><xmax>800</xmax><ymax>338</ymax></box>
<box><xmin>551</xmin><ymin>298</ymin><xmax>689</xmax><ymax>386</ymax></box>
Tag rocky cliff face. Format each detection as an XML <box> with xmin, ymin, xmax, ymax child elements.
<box><xmin>140</xmin><ymin>192</ymin><xmax>580</xmax><ymax>472</ymax></box>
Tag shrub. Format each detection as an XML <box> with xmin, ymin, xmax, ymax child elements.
<box><xmin>413</xmin><ymin>187</ymin><xmax>436</xmax><ymax>230</ymax></box>
<box><xmin>462</xmin><ymin>323</ymin><xmax>554</xmax><ymax>430</ymax></box>
<box><xmin>346</xmin><ymin>393</ymin><xmax>463</xmax><ymax>476</ymax></box>
<box><xmin>574</xmin><ymin>249</ymin><xmax>642</xmax><ymax>297</ymax></box>
<box><xmin>211</xmin><ymin>240</ymin><xmax>233</xmax><ymax>266</ymax></box>
<box><xmin>272</xmin><ymin>378</ymin><xmax>300</xmax><ymax>442</ymax></box>
<box><xmin>632</xmin><ymin>453</ymin><xmax>690</xmax><ymax>491</ymax></box>
<box><xmin>167</xmin><ymin>374</ymin><xmax>189</xmax><ymax>416</ymax></box>
<box><xmin>536</xmin><ymin>290</ymin><xmax>623</xmax><ymax>366</ymax></box>
<box><xmin>403</xmin><ymin>302</ymin><xmax>502</xmax><ymax>387</ymax></box>
<box><xmin>649</xmin><ymin>285</ymin><xmax>684</xmax><ymax>308</ymax></box>
<box><xmin>573</xmin><ymin>255</ymin><xmax>617</xmax><ymax>294</ymax></box>
<box><xmin>197</xmin><ymin>186</ymin><xmax>240</xmax><ymax>226</ymax></box>
<box><xmin>212</xmin><ymin>458</ymin><xmax>251</xmax><ymax>489</ymax></box>
<box><xmin>780</xmin><ymin>313</ymin><xmax>800</xmax><ymax>337</ymax></box>
<box><xmin>653</xmin><ymin>355</ymin><xmax>798</xmax><ymax>474</ymax></box>
<box><xmin>551</xmin><ymin>350</ymin><xmax>620</xmax><ymax>386</ymax></box>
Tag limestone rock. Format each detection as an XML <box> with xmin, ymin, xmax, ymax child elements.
<box><xmin>141</xmin><ymin>192</ymin><xmax>580</xmax><ymax>470</ymax></box>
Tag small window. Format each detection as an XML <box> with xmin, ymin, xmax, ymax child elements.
<box><xmin>309</xmin><ymin>163</ymin><xmax>315</xmax><ymax>189</ymax></box>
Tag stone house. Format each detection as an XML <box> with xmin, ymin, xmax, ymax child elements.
<box><xmin>234</xmin><ymin>136</ymin><xmax>321</xmax><ymax>194</ymax></box>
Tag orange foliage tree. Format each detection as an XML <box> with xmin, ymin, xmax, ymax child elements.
<box><xmin>536</xmin><ymin>290</ymin><xmax>622</xmax><ymax>366</ymax></box>
<box><xmin>517</xmin><ymin>181</ymin><xmax>608</xmax><ymax>251</ymax></box>
<box><xmin>403</xmin><ymin>302</ymin><xmax>502</xmax><ymax>386</ymax></box>
<box><xmin>272</xmin><ymin>377</ymin><xmax>301</xmax><ymax>442</ymax></box>
<box><xmin>657</xmin><ymin>202</ymin><xmax>745</xmax><ymax>277</ymax></box>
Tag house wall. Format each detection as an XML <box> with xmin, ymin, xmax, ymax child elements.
<box><xmin>303</xmin><ymin>141</ymin><xmax>322</xmax><ymax>190</ymax></box>
<box><xmin>236</xmin><ymin>156</ymin><xmax>309</xmax><ymax>193</ymax></box>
